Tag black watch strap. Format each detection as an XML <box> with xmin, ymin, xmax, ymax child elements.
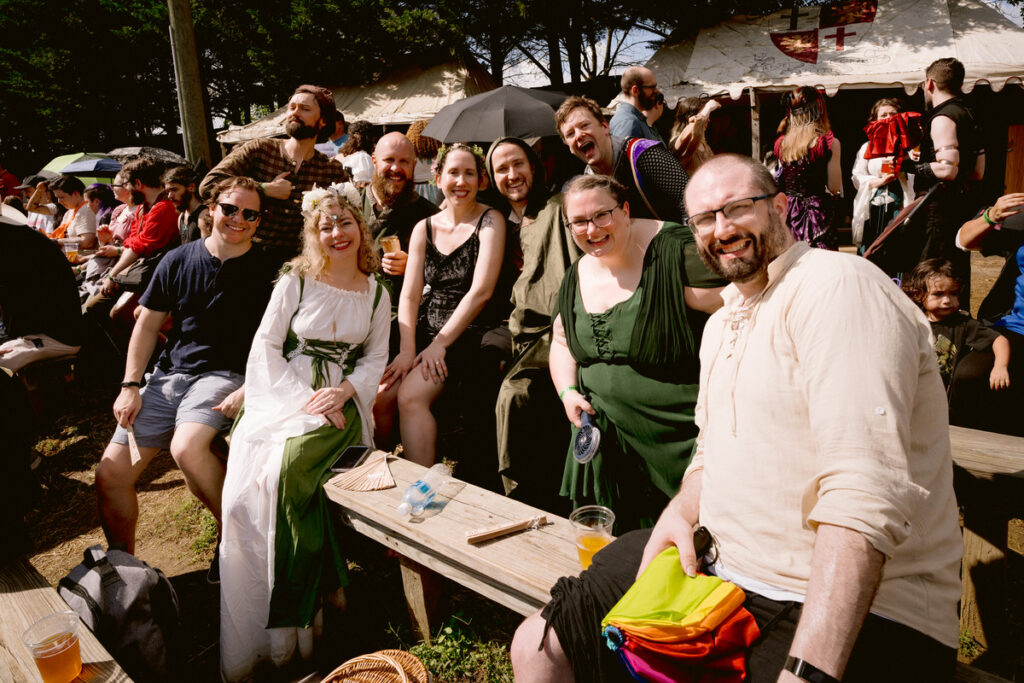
<box><xmin>785</xmin><ymin>656</ymin><xmax>840</xmax><ymax>683</ymax></box>
<box><xmin>120</xmin><ymin>381</ymin><xmax>142</xmax><ymax>388</ymax></box>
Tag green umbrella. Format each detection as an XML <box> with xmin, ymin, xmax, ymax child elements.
<box><xmin>41</xmin><ymin>152</ymin><xmax>118</xmax><ymax>186</ymax></box>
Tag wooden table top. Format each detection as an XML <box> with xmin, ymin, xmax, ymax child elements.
<box><xmin>325</xmin><ymin>457</ymin><xmax>584</xmax><ymax>614</ymax></box>
<box><xmin>949</xmin><ymin>426</ymin><xmax>1024</xmax><ymax>482</ymax></box>
<box><xmin>0</xmin><ymin>557</ymin><xmax>132</xmax><ymax>682</ymax></box>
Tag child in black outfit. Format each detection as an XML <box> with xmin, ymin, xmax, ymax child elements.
<box><xmin>903</xmin><ymin>258</ymin><xmax>1011</xmax><ymax>431</ymax></box>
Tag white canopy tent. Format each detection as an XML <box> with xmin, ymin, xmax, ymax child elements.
<box><xmin>621</xmin><ymin>0</ymin><xmax>1024</xmax><ymax>106</ymax></box>
<box><xmin>217</xmin><ymin>59</ymin><xmax>496</xmax><ymax>145</ymax></box>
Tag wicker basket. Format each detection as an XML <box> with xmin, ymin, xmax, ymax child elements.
<box><xmin>320</xmin><ymin>649</ymin><xmax>431</xmax><ymax>683</ymax></box>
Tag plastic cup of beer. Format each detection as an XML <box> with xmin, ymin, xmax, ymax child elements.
<box><xmin>60</xmin><ymin>239</ymin><xmax>80</xmax><ymax>264</ymax></box>
<box><xmin>21</xmin><ymin>610</ymin><xmax>82</xmax><ymax>683</ymax></box>
<box><xmin>570</xmin><ymin>505</ymin><xmax>615</xmax><ymax>570</ymax></box>
<box><xmin>380</xmin><ymin>235</ymin><xmax>401</xmax><ymax>254</ymax></box>
<box><xmin>880</xmin><ymin>156</ymin><xmax>896</xmax><ymax>177</ymax></box>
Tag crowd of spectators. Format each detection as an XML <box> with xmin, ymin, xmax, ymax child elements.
<box><xmin>2</xmin><ymin>57</ymin><xmax>1023</xmax><ymax>681</ymax></box>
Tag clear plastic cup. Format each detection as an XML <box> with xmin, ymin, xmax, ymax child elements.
<box><xmin>21</xmin><ymin>610</ymin><xmax>82</xmax><ymax>683</ymax></box>
<box><xmin>380</xmin><ymin>235</ymin><xmax>401</xmax><ymax>254</ymax></box>
<box><xmin>570</xmin><ymin>505</ymin><xmax>615</xmax><ymax>569</ymax></box>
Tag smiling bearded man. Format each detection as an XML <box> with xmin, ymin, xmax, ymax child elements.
<box><xmin>200</xmin><ymin>85</ymin><xmax>349</xmax><ymax>268</ymax></box>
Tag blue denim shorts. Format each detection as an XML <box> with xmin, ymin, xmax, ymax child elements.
<box><xmin>110</xmin><ymin>368</ymin><xmax>244</xmax><ymax>449</ymax></box>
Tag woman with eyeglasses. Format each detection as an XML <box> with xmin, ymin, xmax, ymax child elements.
<box><xmin>550</xmin><ymin>175</ymin><xmax>724</xmax><ymax>531</ymax></box>
<box><xmin>219</xmin><ymin>183</ymin><xmax>389</xmax><ymax>680</ymax></box>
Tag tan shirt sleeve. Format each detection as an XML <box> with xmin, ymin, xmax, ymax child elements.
<box><xmin>787</xmin><ymin>269</ymin><xmax>931</xmax><ymax>558</ymax></box>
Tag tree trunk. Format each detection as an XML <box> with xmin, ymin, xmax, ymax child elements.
<box><xmin>489</xmin><ymin>32</ymin><xmax>504</xmax><ymax>85</ymax></box>
<box><xmin>546</xmin><ymin>26</ymin><xmax>563</xmax><ymax>86</ymax></box>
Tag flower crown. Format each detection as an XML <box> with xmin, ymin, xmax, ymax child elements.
<box><xmin>430</xmin><ymin>143</ymin><xmax>485</xmax><ymax>181</ymax></box>
<box><xmin>301</xmin><ymin>182</ymin><xmax>361</xmax><ymax>216</ymax></box>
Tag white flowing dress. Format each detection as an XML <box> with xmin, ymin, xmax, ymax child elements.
<box><xmin>219</xmin><ymin>272</ymin><xmax>390</xmax><ymax>681</ymax></box>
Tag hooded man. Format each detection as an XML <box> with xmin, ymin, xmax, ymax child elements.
<box><xmin>485</xmin><ymin>137</ymin><xmax>582</xmax><ymax>511</ymax></box>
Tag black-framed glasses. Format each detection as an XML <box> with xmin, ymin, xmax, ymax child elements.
<box><xmin>568</xmin><ymin>204</ymin><xmax>619</xmax><ymax>234</ymax></box>
<box><xmin>637</xmin><ymin>83</ymin><xmax>658</xmax><ymax>90</ymax></box>
<box><xmin>218</xmin><ymin>202</ymin><xmax>262</xmax><ymax>223</ymax></box>
<box><xmin>688</xmin><ymin>193</ymin><xmax>777</xmax><ymax>233</ymax></box>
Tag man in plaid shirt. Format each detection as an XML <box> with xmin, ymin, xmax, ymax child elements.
<box><xmin>200</xmin><ymin>84</ymin><xmax>349</xmax><ymax>267</ymax></box>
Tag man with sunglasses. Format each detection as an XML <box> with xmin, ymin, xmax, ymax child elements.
<box><xmin>512</xmin><ymin>155</ymin><xmax>961</xmax><ymax>682</ymax></box>
<box><xmin>96</xmin><ymin>176</ymin><xmax>277</xmax><ymax>582</ymax></box>
<box><xmin>609</xmin><ymin>66</ymin><xmax>664</xmax><ymax>142</ymax></box>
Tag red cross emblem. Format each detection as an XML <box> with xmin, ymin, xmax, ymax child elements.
<box><xmin>770</xmin><ymin>0</ymin><xmax>877</xmax><ymax>64</ymax></box>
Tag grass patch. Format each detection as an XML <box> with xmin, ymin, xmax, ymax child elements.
<box><xmin>402</xmin><ymin>614</ymin><xmax>513</xmax><ymax>683</ymax></box>
<box><xmin>171</xmin><ymin>498</ymin><xmax>218</xmax><ymax>560</ymax></box>
<box><xmin>959</xmin><ymin>630</ymin><xmax>984</xmax><ymax>659</ymax></box>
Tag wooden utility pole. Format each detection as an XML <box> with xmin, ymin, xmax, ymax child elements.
<box><xmin>167</xmin><ymin>0</ymin><xmax>211</xmax><ymax>167</ymax></box>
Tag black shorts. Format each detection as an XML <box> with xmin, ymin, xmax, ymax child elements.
<box><xmin>540</xmin><ymin>529</ymin><xmax>956</xmax><ymax>683</ymax></box>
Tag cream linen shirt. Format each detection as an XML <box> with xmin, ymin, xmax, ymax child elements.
<box><xmin>686</xmin><ymin>241</ymin><xmax>962</xmax><ymax>648</ymax></box>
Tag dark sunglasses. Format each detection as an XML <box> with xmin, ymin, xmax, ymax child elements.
<box><xmin>217</xmin><ymin>202</ymin><xmax>262</xmax><ymax>223</ymax></box>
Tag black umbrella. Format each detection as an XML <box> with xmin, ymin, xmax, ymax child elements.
<box><xmin>107</xmin><ymin>146</ymin><xmax>189</xmax><ymax>165</ymax></box>
<box><xmin>421</xmin><ymin>86</ymin><xmax>569</xmax><ymax>143</ymax></box>
<box><xmin>15</xmin><ymin>170</ymin><xmax>57</xmax><ymax>190</ymax></box>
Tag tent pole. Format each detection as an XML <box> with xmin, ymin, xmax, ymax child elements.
<box><xmin>749</xmin><ymin>87</ymin><xmax>761</xmax><ymax>160</ymax></box>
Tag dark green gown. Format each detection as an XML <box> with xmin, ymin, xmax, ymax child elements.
<box><xmin>556</xmin><ymin>222</ymin><xmax>723</xmax><ymax>531</ymax></box>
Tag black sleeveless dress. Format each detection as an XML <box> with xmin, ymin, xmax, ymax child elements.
<box><xmin>416</xmin><ymin>209</ymin><xmax>498</xmax><ymax>369</ymax></box>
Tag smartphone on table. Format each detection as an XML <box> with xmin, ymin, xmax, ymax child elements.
<box><xmin>329</xmin><ymin>445</ymin><xmax>371</xmax><ymax>473</ymax></box>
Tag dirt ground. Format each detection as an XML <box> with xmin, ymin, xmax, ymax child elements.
<box><xmin>22</xmin><ymin>250</ymin><xmax>1019</xmax><ymax>681</ymax></box>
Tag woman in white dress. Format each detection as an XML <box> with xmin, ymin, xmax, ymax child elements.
<box><xmin>219</xmin><ymin>183</ymin><xmax>390</xmax><ymax>680</ymax></box>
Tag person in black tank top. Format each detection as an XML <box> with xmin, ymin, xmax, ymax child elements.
<box><xmin>902</xmin><ymin>58</ymin><xmax>985</xmax><ymax>300</ymax></box>
<box><xmin>381</xmin><ymin>143</ymin><xmax>507</xmax><ymax>468</ymax></box>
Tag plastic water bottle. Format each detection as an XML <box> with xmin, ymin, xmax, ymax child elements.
<box><xmin>397</xmin><ymin>463</ymin><xmax>451</xmax><ymax>515</ymax></box>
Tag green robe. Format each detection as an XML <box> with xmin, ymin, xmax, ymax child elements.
<box><xmin>556</xmin><ymin>222</ymin><xmax>723</xmax><ymax>531</ymax></box>
<box><xmin>495</xmin><ymin>194</ymin><xmax>581</xmax><ymax>509</ymax></box>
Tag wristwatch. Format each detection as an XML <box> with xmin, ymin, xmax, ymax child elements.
<box><xmin>784</xmin><ymin>656</ymin><xmax>840</xmax><ymax>683</ymax></box>
<box><xmin>120</xmin><ymin>381</ymin><xmax>142</xmax><ymax>389</ymax></box>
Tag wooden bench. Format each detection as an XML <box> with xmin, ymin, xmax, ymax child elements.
<box><xmin>324</xmin><ymin>456</ymin><xmax>582</xmax><ymax>641</ymax></box>
<box><xmin>0</xmin><ymin>556</ymin><xmax>132</xmax><ymax>682</ymax></box>
<box><xmin>949</xmin><ymin>426</ymin><xmax>1024</xmax><ymax>678</ymax></box>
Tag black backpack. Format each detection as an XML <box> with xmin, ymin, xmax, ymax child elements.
<box><xmin>58</xmin><ymin>545</ymin><xmax>180</xmax><ymax>681</ymax></box>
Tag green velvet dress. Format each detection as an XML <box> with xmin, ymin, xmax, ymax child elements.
<box><xmin>556</xmin><ymin>222</ymin><xmax>723</xmax><ymax>531</ymax></box>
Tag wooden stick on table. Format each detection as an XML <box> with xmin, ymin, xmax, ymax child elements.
<box><xmin>466</xmin><ymin>515</ymin><xmax>547</xmax><ymax>545</ymax></box>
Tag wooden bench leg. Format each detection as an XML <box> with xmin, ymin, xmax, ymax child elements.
<box><xmin>960</xmin><ymin>508</ymin><xmax>1010</xmax><ymax>674</ymax></box>
<box><xmin>399</xmin><ymin>556</ymin><xmax>441</xmax><ymax>644</ymax></box>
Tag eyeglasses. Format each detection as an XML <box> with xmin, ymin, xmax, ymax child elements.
<box><xmin>687</xmin><ymin>193</ymin><xmax>777</xmax><ymax>233</ymax></box>
<box><xmin>217</xmin><ymin>202</ymin><xmax>262</xmax><ymax>223</ymax></box>
<box><xmin>568</xmin><ymin>204</ymin><xmax>619</xmax><ymax>234</ymax></box>
<box><xmin>638</xmin><ymin>83</ymin><xmax>658</xmax><ymax>90</ymax></box>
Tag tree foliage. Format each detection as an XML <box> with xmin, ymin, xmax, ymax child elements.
<box><xmin>0</xmin><ymin>0</ymin><xmax>823</xmax><ymax>173</ymax></box>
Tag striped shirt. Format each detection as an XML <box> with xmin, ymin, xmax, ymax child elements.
<box><xmin>200</xmin><ymin>138</ymin><xmax>348</xmax><ymax>254</ymax></box>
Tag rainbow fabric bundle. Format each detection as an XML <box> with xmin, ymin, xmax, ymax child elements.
<box><xmin>601</xmin><ymin>547</ymin><xmax>760</xmax><ymax>682</ymax></box>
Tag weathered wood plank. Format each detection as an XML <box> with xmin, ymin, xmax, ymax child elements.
<box><xmin>949</xmin><ymin>427</ymin><xmax>1024</xmax><ymax>482</ymax></box>
<box><xmin>0</xmin><ymin>557</ymin><xmax>132</xmax><ymax>682</ymax></box>
<box><xmin>955</xmin><ymin>660</ymin><xmax>1013</xmax><ymax>682</ymax></box>
<box><xmin>325</xmin><ymin>458</ymin><xmax>583</xmax><ymax>615</ymax></box>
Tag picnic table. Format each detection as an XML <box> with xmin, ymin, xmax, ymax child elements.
<box><xmin>0</xmin><ymin>557</ymin><xmax>131</xmax><ymax>682</ymax></box>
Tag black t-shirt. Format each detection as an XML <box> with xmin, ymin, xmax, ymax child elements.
<box><xmin>930</xmin><ymin>310</ymin><xmax>1000</xmax><ymax>386</ymax></box>
<box><xmin>1</xmin><ymin>225</ymin><xmax>82</xmax><ymax>346</ymax></box>
<box><xmin>140</xmin><ymin>239</ymin><xmax>277</xmax><ymax>375</ymax></box>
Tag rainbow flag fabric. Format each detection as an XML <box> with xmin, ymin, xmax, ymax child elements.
<box><xmin>601</xmin><ymin>546</ymin><xmax>760</xmax><ymax>682</ymax></box>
